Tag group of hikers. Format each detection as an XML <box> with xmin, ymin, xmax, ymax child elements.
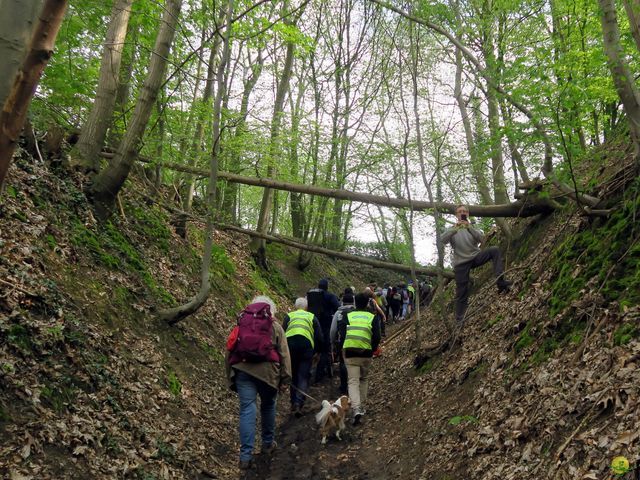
<box><xmin>224</xmin><ymin>204</ymin><xmax>512</xmax><ymax>470</ymax></box>
<box><xmin>224</xmin><ymin>279</ymin><xmax>386</xmax><ymax>470</ymax></box>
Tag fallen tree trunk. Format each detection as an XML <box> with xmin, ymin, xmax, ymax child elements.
<box><xmin>100</xmin><ymin>152</ymin><xmax>557</xmax><ymax>218</ymax></box>
<box><xmin>216</xmin><ymin>223</ymin><xmax>455</xmax><ymax>279</ymax></box>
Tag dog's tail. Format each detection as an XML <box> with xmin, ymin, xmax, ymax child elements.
<box><xmin>315</xmin><ymin>400</ymin><xmax>332</xmax><ymax>426</ymax></box>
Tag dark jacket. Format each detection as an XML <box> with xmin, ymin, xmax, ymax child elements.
<box><xmin>307</xmin><ymin>288</ymin><xmax>340</xmax><ymax>330</ymax></box>
<box><xmin>282</xmin><ymin>312</ymin><xmax>324</xmax><ymax>354</ymax></box>
<box><xmin>338</xmin><ymin>308</ymin><xmax>381</xmax><ymax>358</ymax></box>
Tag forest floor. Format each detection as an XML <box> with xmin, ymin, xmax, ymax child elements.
<box><xmin>2</xmin><ymin>141</ymin><xmax>640</xmax><ymax>479</ymax></box>
<box><xmin>240</xmin><ymin>354</ymin><xmax>395</xmax><ymax>480</ymax></box>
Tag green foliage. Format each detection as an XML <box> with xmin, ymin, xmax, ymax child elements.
<box><xmin>448</xmin><ymin>415</ymin><xmax>478</xmax><ymax>426</ymax></box>
<box><xmin>7</xmin><ymin>324</ymin><xmax>34</xmax><ymax>353</ymax></box>
<box><xmin>45</xmin><ymin>234</ymin><xmax>57</xmax><ymax>249</ymax></box>
<box><xmin>41</xmin><ymin>378</ymin><xmax>77</xmax><ymax>413</ymax></box>
<box><xmin>200</xmin><ymin>342</ymin><xmax>224</xmax><ymax>364</ymax></box>
<box><xmin>487</xmin><ymin>314</ymin><xmax>503</xmax><ymax>328</ymax></box>
<box><xmin>211</xmin><ymin>244</ymin><xmax>236</xmax><ymax>279</ymax></box>
<box><xmin>514</xmin><ymin>323</ymin><xmax>534</xmax><ymax>354</ymax></box>
<box><xmin>613</xmin><ymin>323</ymin><xmax>638</xmax><ymax>346</ymax></box>
<box><xmin>165</xmin><ymin>371</ymin><xmax>182</xmax><ymax>397</ymax></box>
<box><xmin>11</xmin><ymin>211</ymin><xmax>28</xmax><ymax>222</ymax></box>
<box><xmin>154</xmin><ymin>438</ymin><xmax>175</xmax><ymax>460</ymax></box>
<box><xmin>130</xmin><ymin>205</ymin><xmax>172</xmax><ymax>253</ymax></box>
<box><xmin>71</xmin><ymin>219</ymin><xmax>175</xmax><ymax>306</ymax></box>
<box><xmin>416</xmin><ymin>355</ymin><xmax>440</xmax><ymax>375</ymax></box>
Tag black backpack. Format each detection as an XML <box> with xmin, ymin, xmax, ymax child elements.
<box><xmin>306</xmin><ymin>288</ymin><xmax>325</xmax><ymax>318</ymax></box>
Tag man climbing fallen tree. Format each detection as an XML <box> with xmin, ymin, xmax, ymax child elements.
<box><xmin>441</xmin><ymin>205</ymin><xmax>512</xmax><ymax>326</ymax></box>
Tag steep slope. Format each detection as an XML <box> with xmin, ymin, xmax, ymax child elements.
<box><xmin>0</xmin><ymin>154</ymin><xmax>398</xmax><ymax>479</ymax></box>
<box><xmin>357</xmin><ymin>150</ymin><xmax>640</xmax><ymax>479</ymax></box>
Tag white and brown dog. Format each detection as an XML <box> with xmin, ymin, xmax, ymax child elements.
<box><xmin>315</xmin><ymin>395</ymin><xmax>350</xmax><ymax>445</ymax></box>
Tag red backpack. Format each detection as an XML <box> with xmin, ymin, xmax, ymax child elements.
<box><xmin>228</xmin><ymin>302</ymin><xmax>280</xmax><ymax>364</ymax></box>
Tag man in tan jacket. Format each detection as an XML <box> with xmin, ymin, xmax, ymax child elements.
<box><xmin>225</xmin><ymin>295</ymin><xmax>291</xmax><ymax>470</ymax></box>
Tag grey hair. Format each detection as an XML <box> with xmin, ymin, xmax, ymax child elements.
<box><xmin>251</xmin><ymin>295</ymin><xmax>277</xmax><ymax>315</ymax></box>
<box><xmin>294</xmin><ymin>297</ymin><xmax>308</xmax><ymax>310</ymax></box>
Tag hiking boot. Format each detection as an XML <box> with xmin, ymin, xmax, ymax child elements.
<box><xmin>239</xmin><ymin>459</ymin><xmax>253</xmax><ymax>470</ymax></box>
<box><xmin>497</xmin><ymin>278</ymin><xmax>512</xmax><ymax>293</ymax></box>
<box><xmin>352</xmin><ymin>409</ymin><xmax>364</xmax><ymax>426</ymax></box>
<box><xmin>261</xmin><ymin>440</ymin><xmax>277</xmax><ymax>455</ymax></box>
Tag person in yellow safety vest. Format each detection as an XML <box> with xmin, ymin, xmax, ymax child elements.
<box><xmin>282</xmin><ymin>297</ymin><xmax>324</xmax><ymax>417</ymax></box>
<box><xmin>339</xmin><ymin>292</ymin><xmax>382</xmax><ymax>425</ymax></box>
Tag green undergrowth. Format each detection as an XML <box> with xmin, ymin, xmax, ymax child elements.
<box><xmin>448</xmin><ymin>415</ymin><xmax>478</xmax><ymax>426</ymax></box>
<box><xmin>165</xmin><ymin>370</ymin><xmax>182</xmax><ymax>397</ymax></box>
<box><xmin>549</xmin><ymin>180</ymin><xmax>640</xmax><ymax>317</ymax></box>
<box><xmin>613</xmin><ymin>323</ymin><xmax>639</xmax><ymax>346</ymax></box>
<box><xmin>514</xmin><ymin>314</ymin><xmax>587</xmax><ymax>369</ymax></box>
<box><xmin>70</xmin><ymin>218</ymin><xmax>175</xmax><ymax>306</ymax></box>
<box><xmin>416</xmin><ymin>355</ymin><xmax>441</xmax><ymax>375</ymax></box>
<box><xmin>130</xmin><ymin>204</ymin><xmax>172</xmax><ymax>253</ymax></box>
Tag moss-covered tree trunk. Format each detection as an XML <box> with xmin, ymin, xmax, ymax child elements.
<box><xmin>0</xmin><ymin>0</ymin><xmax>42</xmax><ymax>108</ymax></box>
<box><xmin>0</xmin><ymin>0</ymin><xmax>67</xmax><ymax>192</ymax></box>
<box><xmin>89</xmin><ymin>0</ymin><xmax>182</xmax><ymax>220</ymax></box>
<box><xmin>73</xmin><ymin>0</ymin><xmax>134</xmax><ymax>173</ymax></box>
<box><xmin>251</xmin><ymin>7</ymin><xmax>297</xmax><ymax>267</ymax></box>
<box><xmin>599</xmin><ymin>0</ymin><xmax>640</xmax><ymax>158</ymax></box>
<box><xmin>158</xmin><ymin>0</ymin><xmax>234</xmax><ymax>325</ymax></box>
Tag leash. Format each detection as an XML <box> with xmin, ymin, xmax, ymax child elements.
<box><xmin>289</xmin><ymin>384</ymin><xmax>322</xmax><ymax>405</ymax></box>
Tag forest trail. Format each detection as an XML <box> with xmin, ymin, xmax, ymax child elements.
<box><xmin>241</xmin><ymin>358</ymin><xmax>389</xmax><ymax>480</ymax></box>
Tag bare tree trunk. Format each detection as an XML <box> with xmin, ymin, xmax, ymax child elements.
<box><xmin>251</xmin><ymin>9</ymin><xmax>298</xmax><ymax>266</ymax></box>
<box><xmin>0</xmin><ymin>0</ymin><xmax>43</xmax><ymax>108</ymax></box>
<box><xmin>221</xmin><ymin>49</ymin><xmax>265</xmax><ymax>222</ymax></box>
<box><xmin>158</xmin><ymin>0</ymin><xmax>234</xmax><ymax>325</ymax></box>
<box><xmin>89</xmin><ymin>0</ymin><xmax>182</xmax><ymax>220</ymax></box>
<box><xmin>0</xmin><ymin>0</ymin><xmax>67</xmax><ymax>192</ymax></box>
<box><xmin>174</xmin><ymin>26</ymin><xmax>222</xmax><ymax>238</ymax></box>
<box><xmin>499</xmin><ymin>100</ymin><xmax>530</xmax><ymax>184</ymax></box>
<box><xmin>624</xmin><ymin>0</ymin><xmax>640</xmax><ymax>52</ymax></box>
<box><xmin>599</xmin><ymin>0</ymin><xmax>640</xmax><ymax>156</ymax></box>
<box><xmin>109</xmin><ymin>20</ymin><xmax>139</xmax><ymax>145</ymax></box>
<box><xmin>410</xmin><ymin>23</ymin><xmax>444</xmax><ymax>269</ymax></box>
<box><xmin>73</xmin><ymin>0</ymin><xmax>134</xmax><ymax>173</ymax></box>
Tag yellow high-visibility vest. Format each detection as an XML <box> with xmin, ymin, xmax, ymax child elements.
<box><xmin>343</xmin><ymin>311</ymin><xmax>375</xmax><ymax>350</ymax></box>
<box><xmin>285</xmin><ymin>310</ymin><xmax>315</xmax><ymax>348</ymax></box>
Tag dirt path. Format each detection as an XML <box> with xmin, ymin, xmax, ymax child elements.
<box><xmin>240</xmin><ymin>371</ymin><xmax>386</xmax><ymax>480</ymax></box>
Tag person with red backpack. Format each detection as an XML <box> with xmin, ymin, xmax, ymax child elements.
<box><xmin>225</xmin><ymin>296</ymin><xmax>291</xmax><ymax>471</ymax></box>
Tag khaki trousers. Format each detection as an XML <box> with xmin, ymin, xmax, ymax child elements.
<box><xmin>345</xmin><ymin>356</ymin><xmax>372</xmax><ymax>412</ymax></box>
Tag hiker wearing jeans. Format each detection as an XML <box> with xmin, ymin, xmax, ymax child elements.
<box><xmin>339</xmin><ymin>293</ymin><xmax>381</xmax><ymax>425</ymax></box>
<box><xmin>441</xmin><ymin>205</ymin><xmax>512</xmax><ymax>326</ymax></box>
<box><xmin>225</xmin><ymin>296</ymin><xmax>292</xmax><ymax>470</ymax></box>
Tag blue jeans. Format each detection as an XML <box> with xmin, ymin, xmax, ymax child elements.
<box><xmin>235</xmin><ymin>370</ymin><xmax>277</xmax><ymax>462</ymax></box>
<box><xmin>289</xmin><ymin>345</ymin><xmax>313</xmax><ymax>406</ymax></box>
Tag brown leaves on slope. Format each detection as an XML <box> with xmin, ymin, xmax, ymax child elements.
<box><xmin>365</xmin><ymin>213</ymin><xmax>640</xmax><ymax>480</ymax></box>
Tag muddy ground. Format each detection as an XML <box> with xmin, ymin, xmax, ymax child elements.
<box><xmin>239</xmin><ymin>360</ymin><xmax>389</xmax><ymax>480</ymax></box>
